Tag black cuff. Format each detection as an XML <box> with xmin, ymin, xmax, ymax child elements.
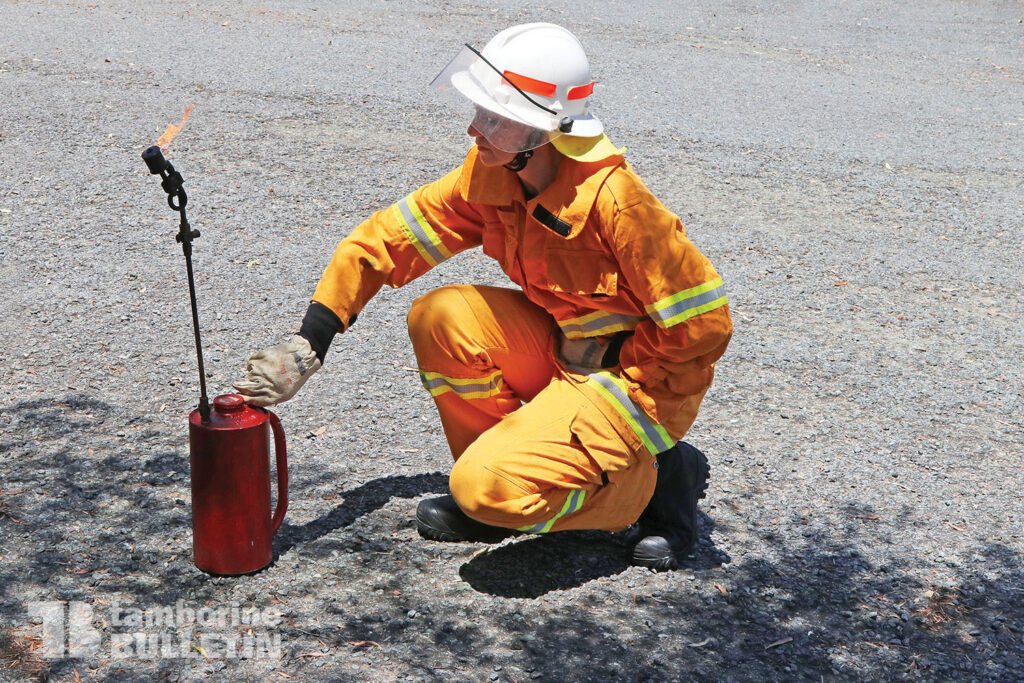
<box><xmin>601</xmin><ymin>331</ymin><xmax>633</xmax><ymax>368</ymax></box>
<box><xmin>298</xmin><ymin>302</ymin><xmax>344</xmax><ymax>364</ymax></box>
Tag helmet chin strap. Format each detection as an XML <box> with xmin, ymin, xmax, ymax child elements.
<box><xmin>504</xmin><ymin>149</ymin><xmax>534</xmax><ymax>172</ymax></box>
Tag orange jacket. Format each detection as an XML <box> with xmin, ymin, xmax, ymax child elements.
<box><xmin>313</xmin><ymin>147</ymin><xmax>732</xmax><ymax>443</ymax></box>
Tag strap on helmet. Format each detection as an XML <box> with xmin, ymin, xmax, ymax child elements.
<box><xmin>504</xmin><ymin>149</ymin><xmax>534</xmax><ymax>172</ymax></box>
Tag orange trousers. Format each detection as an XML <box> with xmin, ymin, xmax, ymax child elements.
<box><xmin>406</xmin><ymin>284</ymin><xmax>659</xmax><ymax>533</ymax></box>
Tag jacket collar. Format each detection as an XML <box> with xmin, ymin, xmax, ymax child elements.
<box><xmin>459</xmin><ymin>146</ymin><xmax>624</xmax><ymax>238</ymax></box>
<box><xmin>459</xmin><ymin>147</ymin><xmax>521</xmax><ymax>206</ymax></box>
<box><xmin>531</xmin><ymin>154</ymin><xmax>623</xmax><ymax>239</ymax></box>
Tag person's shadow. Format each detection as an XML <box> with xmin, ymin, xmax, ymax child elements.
<box><xmin>459</xmin><ymin>513</ymin><xmax>729</xmax><ymax>598</ymax></box>
<box><xmin>271</xmin><ymin>471</ymin><xmax>727</xmax><ymax>596</ymax></box>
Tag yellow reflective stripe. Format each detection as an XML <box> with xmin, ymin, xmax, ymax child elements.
<box><xmin>406</xmin><ymin>195</ymin><xmax>455</xmax><ymax>261</ymax></box>
<box><xmin>517</xmin><ymin>489</ymin><xmax>586</xmax><ymax>533</ymax></box>
<box><xmin>645</xmin><ymin>277</ymin><xmax>728</xmax><ymax>329</ymax></box>
<box><xmin>392</xmin><ymin>194</ymin><xmax>454</xmax><ymax>267</ymax></box>
<box><xmin>419</xmin><ymin>370</ymin><xmax>502</xmax><ymax>400</ymax></box>
<box><xmin>557</xmin><ymin>310</ymin><xmax>644</xmax><ymax>339</ymax></box>
<box><xmin>588</xmin><ymin>371</ymin><xmax>673</xmax><ymax>456</ymax></box>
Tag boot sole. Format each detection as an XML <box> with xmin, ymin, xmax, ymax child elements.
<box><xmin>416</xmin><ymin>524</ymin><xmax>470</xmax><ymax>543</ymax></box>
<box><xmin>416</xmin><ymin>523</ymin><xmax>513</xmax><ymax>544</ymax></box>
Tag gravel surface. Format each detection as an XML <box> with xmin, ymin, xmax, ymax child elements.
<box><xmin>2</xmin><ymin>1</ymin><xmax>1022</xmax><ymax>681</ymax></box>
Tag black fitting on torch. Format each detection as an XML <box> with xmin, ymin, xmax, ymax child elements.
<box><xmin>141</xmin><ymin>144</ymin><xmax>170</xmax><ymax>173</ymax></box>
<box><xmin>142</xmin><ymin>145</ymin><xmax>194</xmax><ymax>226</ymax></box>
<box><xmin>141</xmin><ymin>145</ymin><xmax>210</xmax><ymax>423</ymax></box>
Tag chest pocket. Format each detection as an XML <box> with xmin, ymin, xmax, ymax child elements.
<box><xmin>542</xmin><ymin>248</ymin><xmax>619</xmax><ymax>298</ymax></box>
<box><xmin>481</xmin><ymin>206</ymin><xmax>517</xmax><ymax>265</ymax></box>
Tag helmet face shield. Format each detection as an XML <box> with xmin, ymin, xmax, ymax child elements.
<box><xmin>467</xmin><ymin>105</ymin><xmax>552</xmax><ymax>153</ymax></box>
<box><xmin>430</xmin><ymin>45</ymin><xmax>564</xmax><ymax>153</ymax></box>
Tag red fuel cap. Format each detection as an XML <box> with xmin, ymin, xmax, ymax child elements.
<box><xmin>199</xmin><ymin>393</ymin><xmax>267</xmax><ymax>429</ymax></box>
<box><xmin>213</xmin><ymin>394</ymin><xmax>246</xmax><ymax>411</ymax></box>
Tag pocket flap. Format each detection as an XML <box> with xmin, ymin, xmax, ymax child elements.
<box><xmin>544</xmin><ymin>249</ymin><xmax>619</xmax><ymax>297</ymax></box>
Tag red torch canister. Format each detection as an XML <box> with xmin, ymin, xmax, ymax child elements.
<box><xmin>189</xmin><ymin>393</ymin><xmax>288</xmax><ymax>575</ymax></box>
<box><xmin>142</xmin><ymin>144</ymin><xmax>290</xmax><ymax>575</ymax></box>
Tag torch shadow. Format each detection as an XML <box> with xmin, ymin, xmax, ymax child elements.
<box><xmin>273</xmin><ymin>472</ymin><xmax>449</xmax><ymax>553</ymax></box>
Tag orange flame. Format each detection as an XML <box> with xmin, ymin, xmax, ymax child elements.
<box><xmin>156</xmin><ymin>103</ymin><xmax>195</xmax><ymax>153</ymax></box>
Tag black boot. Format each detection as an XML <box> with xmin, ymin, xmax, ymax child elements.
<box><xmin>416</xmin><ymin>495</ymin><xmax>513</xmax><ymax>543</ymax></box>
<box><xmin>629</xmin><ymin>441</ymin><xmax>710</xmax><ymax>570</ymax></box>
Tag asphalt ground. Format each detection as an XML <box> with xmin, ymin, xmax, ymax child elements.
<box><xmin>1</xmin><ymin>1</ymin><xmax>1022</xmax><ymax>681</ymax></box>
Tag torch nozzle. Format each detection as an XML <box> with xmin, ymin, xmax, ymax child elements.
<box><xmin>142</xmin><ymin>145</ymin><xmax>170</xmax><ymax>175</ymax></box>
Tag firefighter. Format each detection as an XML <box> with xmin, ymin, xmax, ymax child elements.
<box><xmin>235</xmin><ymin>23</ymin><xmax>732</xmax><ymax>570</ymax></box>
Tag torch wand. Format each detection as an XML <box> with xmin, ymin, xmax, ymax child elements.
<box><xmin>141</xmin><ymin>145</ymin><xmax>211</xmax><ymax>423</ymax></box>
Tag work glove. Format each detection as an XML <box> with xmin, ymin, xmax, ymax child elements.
<box><xmin>558</xmin><ymin>336</ymin><xmax>611</xmax><ymax>369</ymax></box>
<box><xmin>558</xmin><ymin>330</ymin><xmax>631</xmax><ymax>370</ymax></box>
<box><xmin>233</xmin><ymin>335</ymin><xmax>321</xmax><ymax>406</ymax></box>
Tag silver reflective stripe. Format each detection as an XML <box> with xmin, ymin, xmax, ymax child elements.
<box><xmin>518</xmin><ymin>489</ymin><xmax>586</xmax><ymax>533</ymax></box>
<box><xmin>588</xmin><ymin>371</ymin><xmax>674</xmax><ymax>455</ymax></box>
<box><xmin>646</xmin><ymin>278</ymin><xmax>728</xmax><ymax>329</ymax></box>
<box><xmin>557</xmin><ymin>311</ymin><xmax>644</xmax><ymax>339</ymax></box>
<box><xmin>419</xmin><ymin>370</ymin><xmax>502</xmax><ymax>400</ymax></box>
<box><xmin>394</xmin><ymin>195</ymin><xmax>451</xmax><ymax>267</ymax></box>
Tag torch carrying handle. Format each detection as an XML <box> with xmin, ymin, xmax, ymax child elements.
<box><xmin>267</xmin><ymin>411</ymin><xmax>289</xmax><ymax>534</ymax></box>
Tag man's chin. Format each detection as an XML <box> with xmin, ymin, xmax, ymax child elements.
<box><xmin>475</xmin><ymin>144</ymin><xmax>514</xmax><ymax>167</ymax></box>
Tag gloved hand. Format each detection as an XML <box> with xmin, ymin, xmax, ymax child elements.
<box><xmin>558</xmin><ymin>336</ymin><xmax>611</xmax><ymax>369</ymax></box>
<box><xmin>233</xmin><ymin>335</ymin><xmax>321</xmax><ymax>406</ymax></box>
<box><xmin>558</xmin><ymin>330</ymin><xmax>631</xmax><ymax>369</ymax></box>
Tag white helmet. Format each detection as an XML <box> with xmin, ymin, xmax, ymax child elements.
<box><xmin>431</xmin><ymin>23</ymin><xmax>603</xmax><ymax>152</ymax></box>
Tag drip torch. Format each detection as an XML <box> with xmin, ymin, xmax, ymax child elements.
<box><xmin>142</xmin><ymin>130</ymin><xmax>289</xmax><ymax>575</ymax></box>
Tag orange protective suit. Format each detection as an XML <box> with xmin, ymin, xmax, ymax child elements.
<box><xmin>313</xmin><ymin>146</ymin><xmax>732</xmax><ymax>533</ymax></box>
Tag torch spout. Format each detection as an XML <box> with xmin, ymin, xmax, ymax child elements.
<box><xmin>141</xmin><ymin>145</ymin><xmax>169</xmax><ymax>174</ymax></box>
